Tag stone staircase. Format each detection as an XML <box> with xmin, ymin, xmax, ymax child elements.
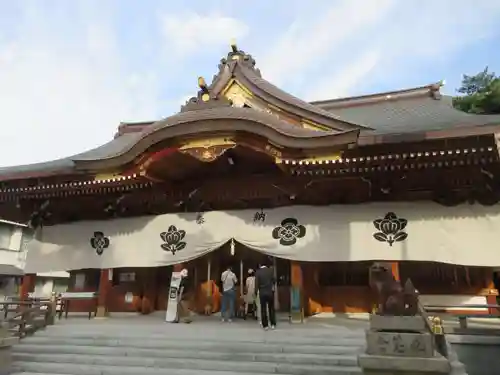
<box><xmin>10</xmin><ymin>317</ymin><xmax>365</xmax><ymax>375</ymax></box>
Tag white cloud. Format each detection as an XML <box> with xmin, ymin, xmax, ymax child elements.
<box><xmin>304</xmin><ymin>50</ymin><xmax>381</xmax><ymax>101</ymax></box>
<box><xmin>258</xmin><ymin>0</ymin><xmax>500</xmax><ymax>100</ymax></box>
<box><xmin>160</xmin><ymin>12</ymin><xmax>249</xmax><ymax>57</ymax></box>
<box><xmin>258</xmin><ymin>0</ymin><xmax>396</xmax><ymax>88</ymax></box>
<box><xmin>0</xmin><ymin>7</ymin><xmax>161</xmax><ymax>167</ymax></box>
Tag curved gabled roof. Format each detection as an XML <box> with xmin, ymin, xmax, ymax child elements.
<box><xmin>0</xmin><ymin>133</ymin><xmax>141</xmax><ymax>180</ymax></box>
<box><xmin>230</xmin><ymin>64</ymin><xmax>370</xmax><ymax>131</ymax></box>
<box><xmin>204</xmin><ymin>48</ymin><xmax>369</xmax><ymax>132</ymax></box>
<box><xmin>72</xmin><ymin>106</ymin><xmax>360</xmax><ymax>171</ymax></box>
<box><xmin>0</xmin><ymin>106</ymin><xmax>360</xmax><ymax>180</ymax></box>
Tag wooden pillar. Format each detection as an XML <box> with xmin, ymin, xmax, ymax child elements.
<box><xmin>206</xmin><ymin>258</ymin><xmax>213</xmax><ymax>312</ymax></box>
<box><xmin>19</xmin><ymin>274</ymin><xmax>35</xmax><ymax>300</ymax></box>
<box><xmin>390</xmin><ymin>262</ymin><xmax>400</xmax><ymax>281</ymax></box>
<box><xmin>141</xmin><ymin>268</ymin><xmax>157</xmax><ymax>315</ymax></box>
<box><xmin>290</xmin><ymin>261</ymin><xmax>303</xmax><ymax>323</ymax></box>
<box><xmin>207</xmin><ymin>259</ymin><xmax>212</xmax><ymax>297</ymax></box>
<box><xmin>485</xmin><ymin>271</ymin><xmax>498</xmax><ymax>315</ymax></box>
<box><xmin>96</xmin><ymin>269</ymin><xmax>111</xmax><ymax>318</ymax></box>
<box><xmin>273</xmin><ymin>257</ymin><xmax>280</xmax><ymax>311</ymax></box>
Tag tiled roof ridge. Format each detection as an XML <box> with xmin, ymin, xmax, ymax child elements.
<box><xmin>310</xmin><ymin>82</ymin><xmax>443</xmax><ymax>109</ymax></box>
<box><xmin>115</xmin><ymin>121</ymin><xmax>156</xmax><ymax>138</ymax></box>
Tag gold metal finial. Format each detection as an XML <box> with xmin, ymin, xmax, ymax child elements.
<box><xmin>230</xmin><ymin>39</ymin><xmax>238</xmax><ymax>53</ymax></box>
<box><xmin>198</xmin><ymin>77</ymin><xmax>207</xmax><ymax>90</ymax></box>
<box><xmin>198</xmin><ymin>77</ymin><xmax>210</xmax><ymax>102</ymax></box>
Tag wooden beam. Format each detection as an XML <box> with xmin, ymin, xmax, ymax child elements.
<box><xmin>96</xmin><ymin>269</ymin><xmax>111</xmax><ymax>318</ymax></box>
<box><xmin>19</xmin><ymin>274</ymin><xmax>35</xmax><ymax>301</ymax></box>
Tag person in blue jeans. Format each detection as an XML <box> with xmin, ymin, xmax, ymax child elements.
<box><xmin>220</xmin><ymin>266</ymin><xmax>238</xmax><ymax>322</ymax></box>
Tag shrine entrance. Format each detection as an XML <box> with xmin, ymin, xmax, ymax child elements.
<box><xmin>187</xmin><ymin>240</ymin><xmax>291</xmax><ymax>314</ymax></box>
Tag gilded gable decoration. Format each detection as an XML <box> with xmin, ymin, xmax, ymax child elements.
<box><xmin>180</xmin><ymin>76</ymin><xmax>232</xmax><ymax>113</ymax></box>
<box><xmin>216</xmin><ymin>41</ymin><xmax>261</xmax><ymax>78</ymax></box>
<box><xmin>179</xmin><ymin>138</ymin><xmax>236</xmax><ymax>163</ymax></box>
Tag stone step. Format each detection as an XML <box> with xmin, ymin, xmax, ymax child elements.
<box><xmin>35</xmin><ymin>320</ymin><xmax>364</xmax><ymax>337</ymax></box>
<box><xmin>12</xmin><ymin>355</ymin><xmax>362</xmax><ymax>375</ymax></box>
<box><xmin>11</xmin><ymin>320</ymin><xmax>367</xmax><ymax>374</ymax></box>
<box><xmin>39</xmin><ymin>325</ymin><xmax>365</xmax><ymax>336</ymax></box>
<box><xmin>9</xmin><ymin>374</ymin><xmax>290</xmax><ymax>375</ymax></box>
<box><xmin>12</xmin><ymin>363</ymin><xmax>361</xmax><ymax>375</ymax></box>
<box><xmin>27</xmin><ymin>329</ymin><xmax>366</xmax><ymax>345</ymax></box>
<box><xmin>13</xmin><ymin>345</ymin><xmax>359</xmax><ymax>366</ymax></box>
<box><xmin>36</xmin><ymin>327</ymin><xmax>365</xmax><ymax>338</ymax></box>
<box><xmin>17</xmin><ymin>336</ymin><xmax>363</xmax><ymax>355</ymax></box>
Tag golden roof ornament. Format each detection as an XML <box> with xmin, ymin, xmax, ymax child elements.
<box><xmin>180</xmin><ymin>40</ymin><xmax>259</xmax><ymax>112</ymax></box>
<box><xmin>180</xmin><ymin>75</ymin><xmax>232</xmax><ymax>112</ymax></box>
<box><xmin>216</xmin><ymin>39</ymin><xmax>260</xmax><ymax>76</ymax></box>
<box><xmin>198</xmin><ymin>76</ymin><xmax>207</xmax><ymax>89</ymax></box>
<box><xmin>230</xmin><ymin>39</ymin><xmax>238</xmax><ymax>53</ymax></box>
<box><xmin>198</xmin><ymin>77</ymin><xmax>210</xmax><ymax>102</ymax></box>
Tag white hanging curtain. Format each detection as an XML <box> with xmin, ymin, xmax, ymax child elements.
<box><xmin>24</xmin><ymin>202</ymin><xmax>500</xmax><ymax>272</ymax></box>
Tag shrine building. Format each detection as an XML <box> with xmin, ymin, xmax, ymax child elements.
<box><xmin>2</xmin><ymin>43</ymin><xmax>500</xmax><ymax>317</ymax></box>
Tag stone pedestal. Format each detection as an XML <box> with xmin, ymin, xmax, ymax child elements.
<box><xmin>358</xmin><ymin>315</ymin><xmax>452</xmax><ymax>375</ymax></box>
<box><xmin>366</xmin><ymin>330</ymin><xmax>435</xmax><ymax>358</ymax></box>
<box><xmin>359</xmin><ymin>354</ymin><xmax>451</xmax><ymax>375</ymax></box>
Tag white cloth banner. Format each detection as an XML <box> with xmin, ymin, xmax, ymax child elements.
<box><xmin>24</xmin><ymin>202</ymin><xmax>500</xmax><ymax>272</ymax></box>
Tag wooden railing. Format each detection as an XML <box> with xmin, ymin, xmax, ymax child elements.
<box><xmin>424</xmin><ymin>304</ymin><xmax>500</xmax><ymax>328</ymax></box>
<box><xmin>0</xmin><ymin>298</ymin><xmax>56</xmax><ymax>339</ymax></box>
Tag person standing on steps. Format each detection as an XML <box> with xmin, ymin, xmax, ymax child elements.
<box><xmin>220</xmin><ymin>265</ymin><xmax>238</xmax><ymax>322</ymax></box>
<box><xmin>255</xmin><ymin>262</ymin><xmax>276</xmax><ymax>330</ymax></box>
<box><xmin>177</xmin><ymin>268</ymin><xmax>192</xmax><ymax>324</ymax></box>
<box><xmin>243</xmin><ymin>269</ymin><xmax>256</xmax><ymax>319</ymax></box>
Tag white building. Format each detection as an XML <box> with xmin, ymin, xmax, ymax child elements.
<box><xmin>0</xmin><ymin>219</ymin><xmax>69</xmax><ymax>298</ymax></box>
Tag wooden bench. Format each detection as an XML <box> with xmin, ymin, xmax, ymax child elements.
<box><xmin>424</xmin><ymin>304</ymin><xmax>500</xmax><ymax>329</ymax></box>
<box><xmin>58</xmin><ymin>292</ymin><xmax>98</xmax><ymax>320</ymax></box>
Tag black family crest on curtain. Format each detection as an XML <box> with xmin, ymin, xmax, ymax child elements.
<box><xmin>90</xmin><ymin>231</ymin><xmax>110</xmax><ymax>255</ymax></box>
<box><xmin>373</xmin><ymin>212</ymin><xmax>408</xmax><ymax>247</ymax></box>
<box><xmin>272</xmin><ymin>218</ymin><xmax>306</xmax><ymax>246</ymax></box>
<box><xmin>195</xmin><ymin>212</ymin><xmax>205</xmax><ymax>225</ymax></box>
<box><xmin>253</xmin><ymin>209</ymin><xmax>266</xmax><ymax>223</ymax></box>
<box><xmin>160</xmin><ymin>226</ymin><xmax>187</xmax><ymax>255</ymax></box>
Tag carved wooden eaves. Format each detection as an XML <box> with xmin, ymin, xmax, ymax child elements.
<box><xmin>178</xmin><ymin>138</ymin><xmax>236</xmax><ymax>162</ymax></box>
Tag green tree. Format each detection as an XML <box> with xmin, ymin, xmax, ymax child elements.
<box><xmin>453</xmin><ymin>67</ymin><xmax>500</xmax><ymax>114</ymax></box>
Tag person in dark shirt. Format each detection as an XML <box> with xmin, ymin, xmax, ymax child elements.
<box><xmin>254</xmin><ymin>262</ymin><xmax>276</xmax><ymax>330</ymax></box>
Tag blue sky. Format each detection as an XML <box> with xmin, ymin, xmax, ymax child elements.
<box><xmin>1</xmin><ymin>0</ymin><xmax>500</xmax><ymax>166</ymax></box>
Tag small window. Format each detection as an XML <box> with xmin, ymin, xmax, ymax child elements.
<box><xmin>74</xmin><ymin>273</ymin><xmax>86</xmax><ymax>289</ymax></box>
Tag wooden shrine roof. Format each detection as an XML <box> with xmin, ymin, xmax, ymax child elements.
<box><xmin>1</xmin><ymin>43</ymin><xmax>500</xmax><ymax>182</ymax></box>
<box><xmin>314</xmin><ymin>88</ymin><xmax>500</xmax><ymax>135</ymax></box>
